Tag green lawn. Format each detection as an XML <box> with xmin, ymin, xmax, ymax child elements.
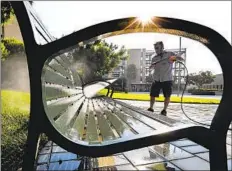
<box><xmin>99</xmin><ymin>89</ymin><xmax>220</xmax><ymax>104</ymax></box>
<box><xmin>1</xmin><ymin>90</ymin><xmax>47</xmax><ymax>171</ymax></box>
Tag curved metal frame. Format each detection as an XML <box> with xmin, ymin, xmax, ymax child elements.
<box><xmin>11</xmin><ymin>2</ymin><xmax>232</xmax><ymax>171</ymax></box>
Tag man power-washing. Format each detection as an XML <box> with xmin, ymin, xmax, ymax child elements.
<box><xmin>147</xmin><ymin>41</ymin><xmax>184</xmax><ymax>116</ymax></box>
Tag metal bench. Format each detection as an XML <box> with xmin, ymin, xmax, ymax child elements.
<box><xmin>11</xmin><ymin>2</ymin><xmax>232</xmax><ymax>171</ymax></box>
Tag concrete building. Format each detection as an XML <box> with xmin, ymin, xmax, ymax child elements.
<box><xmin>202</xmin><ymin>73</ymin><xmax>223</xmax><ymax>90</ymax></box>
<box><xmin>108</xmin><ymin>48</ymin><xmax>187</xmax><ymax>92</ymax></box>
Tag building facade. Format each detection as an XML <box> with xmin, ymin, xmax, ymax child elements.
<box><xmin>109</xmin><ymin>48</ymin><xmax>187</xmax><ymax>92</ymax></box>
<box><xmin>202</xmin><ymin>74</ymin><xmax>223</xmax><ymax>90</ymax></box>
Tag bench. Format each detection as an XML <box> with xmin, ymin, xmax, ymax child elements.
<box><xmin>11</xmin><ymin>2</ymin><xmax>232</xmax><ymax>171</ymax></box>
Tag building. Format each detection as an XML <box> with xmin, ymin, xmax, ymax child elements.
<box><xmin>202</xmin><ymin>73</ymin><xmax>223</xmax><ymax>90</ymax></box>
<box><xmin>127</xmin><ymin>48</ymin><xmax>187</xmax><ymax>92</ymax></box>
<box><xmin>108</xmin><ymin>48</ymin><xmax>187</xmax><ymax>92</ymax></box>
<box><xmin>108</xmin><ymin>60</ymin><xmax>127</xmax><ymax>78</ymax></box>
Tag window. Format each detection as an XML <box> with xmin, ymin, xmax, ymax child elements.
<box><xmin>145</xmin><ymin>68</ymin><xmax>150</xmax><ymax>75</ymax></box>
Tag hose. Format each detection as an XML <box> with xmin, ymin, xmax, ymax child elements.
<box><xmin>176</xmin><ymin>61</ymin><xmax>232</xmax><ymax>131</ymax></box>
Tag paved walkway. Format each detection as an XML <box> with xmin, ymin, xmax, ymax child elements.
<box><xmin>36</xmin><ymin>100</ymin><xmax>231</xmax><ymax>170</ymax></box>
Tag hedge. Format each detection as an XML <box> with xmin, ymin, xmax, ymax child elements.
<box><xmin>1</xmin><ymin>37</ymin><xmax>25</xmax><ymax>60</ymax></box>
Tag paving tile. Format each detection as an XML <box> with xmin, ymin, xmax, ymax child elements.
<box><xmin>36</xmin><ymin>164</ymin><xmax>48</xmax><ymax>170</ymax></box>
<box><xmin>48</xmin><ymin>160</ymin><xmax>81</xmax><ymax>170</ymax></box>
<box><xmin>93</xmin><ymin>164</ymin><xmax>136</xmax><ymax>170</ymax></box>
<box><xmin>52</xmin><ymin>146</ymin><xmax>67</xmax><ymax>153</ymax></box>
<box><xmin>39</xmin><ymin>146</ymin><xmax>52</xmax><ymax>155</ymax></box>
<box><xmin>227</xmin><ymin>137</ymin><xmax>231</xmax><ymax>145</ymax></box>
<box><xmin>50</xmin><ymin>152</ymin><xmax>78</xmax><ymax>162</ymax></box>
<box><xmin>91</xmin><ymin>155</ymin><xmax>129</xmax><ymax>168</ymax></box>
<box><xmin>171</xmin><ymin>157</ymin><xmax>210</xmax><ymax>170</ymax></box>
<box><xmin>195</xmin><ymin>152</ymin><xmax>209</xmax><ymax>162</ymax></box>
<box><xmin>227</xmin><ymin>144</ymin><xmax>232</xmax><ymax>159</ymax></box>
<box><xmin>123</xmin><ymin>147</ymin><xmax>164</xmax><ymax>166</ymax></box>
<box><xmin>149</xmin><ymin>143</ymin><xmax>193</xmax><ymax>160</ymax></box>
<box><xmin>182</xmin><ymin>145</ymin><xmax>208</xmax><ymax>154</ymax></box>
<box><xmin>37</xmin><ymin>154</ymin><xmax>50</xmax><ymax>164</ymax></box>
<box><xmin>170</xmin><ymin>139</ymin><xmax>197</xmax><ymax>147</ymax></box>
<box><xmin>137</xmin><ymin>161</ymin><xmax>181</xmax><ymax>171</ymax></box>
<box><xmin>45</xmin><ymin>141</ymin><xmax>52</xmax><ymax>147</ymax></box>
<box><xmin>228</xmin><ymin>159</ymin><xmax>232</xmax><ymax>171</ymax></box>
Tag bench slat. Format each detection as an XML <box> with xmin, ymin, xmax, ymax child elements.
<box><xmin>45</xmin><ymin>86</ymin><xmax>81</xmax><ymax>101</ymax></box>
<box><xmin>55</xmin><ymin>97</ymin><xmax>86</xmax><ymax>130</ymax></box>
<box><xmin>71</xmin><ymin>100</ymin><xmax>89</xmax><ymax>141</ymax></box>
<box><xmin>106</xmin><ymin>99</ymin><xmax>169</xmax><ymax>130</ymax></box>
<box><xmin>56</xmin><ymin>56</ymin><xmax>70</xmax><ymax>69</ymax></box>
<box><xmin>47</xmin><ymin>94</ymin><xmax>83</xmax><ymax>119</ymax></box>
<box><xmin>92</xmin><ymin>100</ymin><xmax>118</xmax><ymax>141</ymax></box>
<box><xmin>86</xmin><ymin>100</ymin><xmax>99</xmax><ymax>143</ymax></box>
<box><xmin>44</xmin><ymin>68</ymin><xmax>73</xmax><ymax>87</ymax></box>
<box><xmin>49</xmin><ymin>59</ymin><xmax>72</xmax><ymax>80</ymax></box>
<box><xmin>96</xmin><ymin>100</ymin><xmax>136</xmax><ymax>139</ymax></box>
<box><xmin>104</xmin><ymin>101</ymin><xmax>155</xmax><ymax>134</ymax></box>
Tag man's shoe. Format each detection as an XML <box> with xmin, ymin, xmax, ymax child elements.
<box><xmin>147</xmin><ymin>108</ymin><xmax>154</xmax><ymax>112</ymax></box>
<box><xmin>160</xmin><ymin>109</ymin><xmax>167</xmax><ymax>116</ymax></box>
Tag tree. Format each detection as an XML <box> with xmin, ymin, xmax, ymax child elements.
<box><xmin>1</xmin><ymin>1</ymin><xmax>33</xmax><ymax>38</ymax></box>
<box><xmin>1</xmin><ymin>1</ymin><xmax>14</xmax><ymax>38</ymax></box>
<box><xmin>187</xmin><ymin>70</ymin><xmax>215</xmax><ymax>88</ymax></box>
<box><xmin>71</xmin><ymin>40</ymin><xmax>129</xmax><ymax>82</ymax></box>
<box><xmin>112</xmin><ymin>77</ymin><xmax>127</xmax><ymax>91</ymax></box>
<box><xmin>126</xmin><ymin>64</ymin><xmax>137</xmax><ymax>91</ymax></box>
<box><xmin>127</xmin><ymin>64</ymin><xmax>137</xmax><ymax>81</ymax></box>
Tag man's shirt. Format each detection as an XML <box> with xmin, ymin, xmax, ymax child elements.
<box><xmin>151</xmin><ymin>51</ymin><xmax>175</xmax><ymax>82</ymax></box>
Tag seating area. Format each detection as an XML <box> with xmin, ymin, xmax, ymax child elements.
<box><xmin>11</xmin><ymin>2</ymin><xmax>232</xmax><ymax>170</ymax></box>
<box><xmin>36</xmin><ymin>99</ymin><xmax>232</xmax><ymax>170</ymax></box>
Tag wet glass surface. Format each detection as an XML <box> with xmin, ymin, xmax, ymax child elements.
<box><xmin>137</xmin><ymin>162</ymin><xmax>181</xmax><ymax>171</ymax></box>
<box><xmin>39</xmin><ymin>145</ymin><xmax>52</xmax><ymax>155</ymax></box>
<box><xmin>36</xmin><ymin>164</ymin><xmax>47</xmax><ymax>170</ymax></box>
<box><xmin>228</xmin><ymin>159</ymin><xmax>232</xmax><ymax>170</ymax></box>
<box><xmin>149</xmin><ymin>143</ymin><xmax>193</xmax><ymax>160</ymax></box>
<box><xmin>91</xmin><ymin>155</ymin><xmax>129</xmax><ymax>168</ymax></box>
<box><xmin>182</xmin><ymin>145</ymin><xmax>208</xmax><ymax>154</ymax></box>
<box><xmin>93</xmin><ymin>164</ymin><xmax>136</xmax><ymax>171</ymax></box>
<box><xmin>48</xmin><ymin>160</ymin><xmax>81</xmax><ymax>170</ymax></box>
<box><xmin>227</xmin><ymin>144</ymin><xmax>232</xmax><ymax>159</ymax></box>
<box><xmin>52</xmin><ymin>146</ymin><xmax>67</xmax><ymax>153</ymax></box>
<box><xmin>171</xmin><ymin>157</ymin><xmax>210</xmax><ymax>170</ymax></box>
<box><xmin>124</xmin><ymin>147</ymin><xmax>165</xmax><ymax>166</ymax></box>
<box><xmin>50</xmin><ymin>152</ymin><xmax>78</xmax><ymax>162</ymax></box>
<box><xmin>170</xmin><ymin>139</ymin><xmax>197</xmax><ymax>147</ymax></box>
<box><xmin>37</xmin><ymin>154</ymin><xmax>50</xmax><ymax>164</ymax></box>
<box><xmin>195</xmin><ymin>152</ymin><xmax>209</xmax><ymax>161</ymax></box>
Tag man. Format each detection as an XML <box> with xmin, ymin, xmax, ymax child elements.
<box><xmin>147</xmin><ymin>41</ymin><xmax>184</xmax><ymax>116</ymax></box>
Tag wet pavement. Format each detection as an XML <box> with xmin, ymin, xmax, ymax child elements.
<box><xmin>36</xmin><ymin>100</ymin><xmax>232</xmax><ymax>170</ymax></box>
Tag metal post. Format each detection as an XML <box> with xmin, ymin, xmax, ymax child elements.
<box><xmin>177</xmin><ymin>37</ymin><xmax>182</xmax><ymax>96</ymax></box>
<box><xmin>209</xmin><ymin>134</ymin><xmax>228</xmax><ymax>171</ymax></box>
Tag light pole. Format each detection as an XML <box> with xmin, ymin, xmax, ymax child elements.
<box><xmin>121</xmin><ymin>65</ymin><xmax>124</xmax><ymax>91</ymax></box>
<box><xmin>177</xmin><ymin>37</ymin><xmax>181</xmax><ymax>96</ymax></box>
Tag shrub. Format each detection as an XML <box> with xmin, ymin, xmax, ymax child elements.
<box><xmin>1</xmin><ymin>38</ymin><xmax>25</xmax><ymax>60</ymax></box>
<box><xmin>1</xmin><ymin>42</ymin><xmax>9</xmax><ymax>60</ymax></box>
<box><xmin>190</xmin><ymin>89</ymin><xmax>215</xmax><ymax>95</ymax></box>
<box><xmin>1</xmin><ymin>90</ymin><xmax>48</xmax><ymax>171</ymax></box>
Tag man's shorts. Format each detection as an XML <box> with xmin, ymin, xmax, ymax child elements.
<box><xmin>150</xmin><ymin>81</ymin><xmax>173</xmax><ymax>98</ymax></box>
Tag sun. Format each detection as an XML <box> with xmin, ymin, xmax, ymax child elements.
<box><xmin>137</xmin><ymin>14</ymin><xmax>154</xmax><ymax>25</ymax></box>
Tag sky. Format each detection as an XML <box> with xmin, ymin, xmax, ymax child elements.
<box><xmin>32</xmin><ymin>1</ymin><xmax>231</xmax><ymax>74</ymax></box>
